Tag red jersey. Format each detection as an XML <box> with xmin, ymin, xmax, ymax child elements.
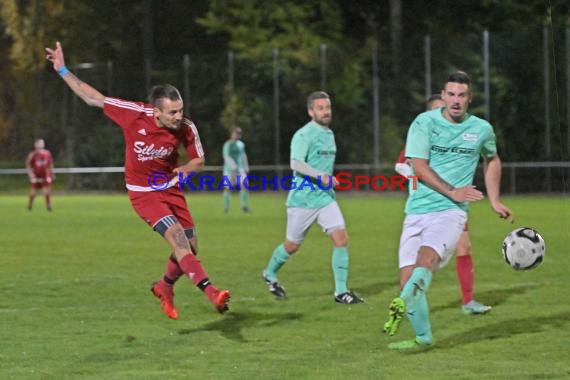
<box><xmin>103</xmin><ymin>97</ymin><xmax>204</xmax><ymax>191</ymax></box>
<box><xmin>26</xmin><ymin>149</ymin><xmax>53</xmax><ymax>178</ymax></box>
<box><xmin>395</xmin><ymin>149</ymin><xmax>407</xmax><ymax>165</ymax></box>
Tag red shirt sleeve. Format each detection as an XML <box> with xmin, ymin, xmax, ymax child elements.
<box><xmin>103</xmin><ymin>97</ymin><xmax>150</xmax><ymax>129</ymax></box>
<box><xmin>182</xmin><ymin>118</ymin><xmax>205</xmax><ymax>159</ymax></box>
<box><xmin>395</xmin><ymin>149</ymin><xmax>407</xmax><ymax>164</ymax></box>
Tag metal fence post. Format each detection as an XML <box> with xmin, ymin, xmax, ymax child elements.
<box><xmin>228</xmin><ymin>51</ymin><xmax>235</xmax><ymax>127</ymax></box>
<box><xmin>483</xmin><ymin>30</ymin><xmax>490</xmax><ymax>121</ymax></box>
<box><xmin>566</xmin><ymin>26</ymin><xmax>570</xmax><ymax>158</ymax></box>
<box><xmin>183</xmin><ymin>54</ymin><xmax>190</xmax><ymax>115</ymax></box>
<box><xmin>273</xmin><ymin>48</ymin><xmax>282</xmax><ymax>178</ymax></box>
<box><xmin>320</xmin><ymin>43</ymin><xmax>327</xmax><ymax>91</ymax></box>
<box><xmin>543</xmin><ymin>26</ymin><xmax>552</xmax><ymax>191</ymax></box>
<box><xmin>372</xmin><ymin>41</ymin><xmax>380</xmax><ymax>171</ymax></box>
<box><xmin>424</xmin><ymin>35</ymin><xmax>432</xmax><ymax>99</ymax></box>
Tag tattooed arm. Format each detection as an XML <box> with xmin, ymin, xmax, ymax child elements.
<box><xmin>45</xmin><ymin>41</ymin><xmax>105</xmax><ymax>108</ymax></box>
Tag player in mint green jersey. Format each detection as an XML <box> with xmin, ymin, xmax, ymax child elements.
<box><xmin>383</xmin><ymin>71</ymin><xmax>513</xmax><ymax>350</ymax></box>
<box><xmin>261</xmin><ymin>91</ymin><xmax>364</xmax><ymax>304</ymax></box>
<box><xmin>222</xmin><ymin>126</ymin><xmax>251</xmax><ymax>213</ymax></box>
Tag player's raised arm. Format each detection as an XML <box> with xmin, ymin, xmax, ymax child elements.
<box><xmin>45</xmin><ymin>41</ymin><xmax>105</xmax><ymax>108</ymax></box>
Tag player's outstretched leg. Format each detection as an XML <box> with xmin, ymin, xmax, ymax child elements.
<box><xmin>383</xmin><ymin>297</ymin><xmax>405</xmax><ymax>335</ymax></box>
<box><xmin>177</xmin><ymin>253</ymin><xmax>231</xmax><ymax>314</ymax></box>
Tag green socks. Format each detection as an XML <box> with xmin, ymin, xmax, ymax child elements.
<box><xmin>223</xmin><ymin>191</ymin><xmax>230</xmax><ymax>212</ymax></box>
<box><xmin>223</xmin><ymin>190</ymin><xmax>249</xmax><ymax>211</ymax></box>
<box><xmin>265</xmin><ymin>245</ymin><xmax>350</xmax><ymax>295</ymax></box>
<box><xmin>265</xmin><ymin>244</ymin><xmax>290</xmax><ymax>281</ymax></box>
<box><xmin>400</xmin><ymin>267</ymin><xmax>433</xmax><ymax>345</ymax></box>
<box><xmin>332</xmin><ymin>247</ymin><xmax>349</xmax><ymax>294</ymax></box>
<box><xmin>239</xmin><ymin>189</ymin><xmax>249</xmax><ymax>209</ymax></box>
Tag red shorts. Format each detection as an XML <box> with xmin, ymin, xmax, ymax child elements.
<box><xmin>30</xmin><ymin>177</ymin><xmax>52</xmax><ymax>190</ymax></box>
<box><xmin>128</xmin><ymin>187</ymin><xmax>195</xmax><ymax>230</ymax></box>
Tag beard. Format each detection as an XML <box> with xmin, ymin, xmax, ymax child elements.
<box><xmin>315</xmin><ymin>115</ymin><xmax>331</xmax><ymax>126</ymax></box>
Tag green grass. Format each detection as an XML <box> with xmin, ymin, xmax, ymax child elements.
<box><xmin>0</xmin><ymin>193</ymin><xmax>569</xmax><ymax>379</ymax></box>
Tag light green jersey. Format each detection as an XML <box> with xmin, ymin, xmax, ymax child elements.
<box><xmin>286</xmin><ymin>121</ymin><xmax>336</xmax><ymax>208</ymax></box>
<box><xmin>405</xmin><ymin>108</ymin><xmax>497</xmax><ymax>214</ymax></box>
<box><xmin>223</xmin><ymin>139</ymin><xmax>246</xmax><ymax>173</ymax></box>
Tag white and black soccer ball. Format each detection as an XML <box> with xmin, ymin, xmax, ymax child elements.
<box><xmin>502</xmin><ymin>227</ymin><xmax>545</xmax><ymax>270</ymax></box>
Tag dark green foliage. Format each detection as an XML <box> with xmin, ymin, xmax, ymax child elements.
<box><xmin>0</xmin><ymin>0</ymin><xmax>567</xmax><ymax>178</ymax></box>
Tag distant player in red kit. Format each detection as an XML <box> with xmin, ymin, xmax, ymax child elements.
<box><xmin>26</xmin><ymin>138</ymin><xmax>54</xmax><ymax>211</ymax></box>
<box><xmin>45</xmin><ymin>41</ymin><xmax>230</xmax><ymax>319</ymax></box>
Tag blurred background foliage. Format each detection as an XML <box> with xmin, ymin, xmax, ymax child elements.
<box><xmin>0</xmin><ymin>0</ymin><xmax>568</xmax><ymax>169</ymax></box>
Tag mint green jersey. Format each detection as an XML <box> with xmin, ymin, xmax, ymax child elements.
<box><xmin>222</xmin><ymin>139</ymin><xmax>246</xmax><ymax>173</ymax></box>
<box><xmin>286</xmin><ymin>121</ymin><xmax>336</xmax><ymax>208</ymax></box>
<box><xmin>405</xmin><ymin>108</ymin><xmax>497</xmax><ymax>214</ymax></box>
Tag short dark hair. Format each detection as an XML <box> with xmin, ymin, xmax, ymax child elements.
<box><xmin>148</xmin><ymin>84</ymin><xmax>182</xmax><ymax>109</ymax></box>
<box><xmin>307</xmin><ymin>91</ymin><xmax>330</xmax><ymax>109</ymax></box>
<box><xmin>426</xmin><ymin>94</ymin><xmax>442</xmax><ymax>109</ymax></box>
<box><xmin>444</xmin><ymin>71</ymin><xmax>471</xmax><ymax>88</ymax></box>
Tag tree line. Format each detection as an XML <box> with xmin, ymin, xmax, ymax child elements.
<box><xmin>0</xmin><ymin>0</ymin><xmax>567</xmax><ymax>169</ymax></box>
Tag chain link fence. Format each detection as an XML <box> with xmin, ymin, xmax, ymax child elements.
<box><xmin>2</xmin><ymin>27</ymin><xmax>568</xmax><ymax>193</ymax></box>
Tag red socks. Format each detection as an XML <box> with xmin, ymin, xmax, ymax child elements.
<box><xmin>178</xmin><ymin>254</ymin><xmax>218</xmax><ymax>300</ymax></box>
<box><xmin>456</xmin><ymin>255</ymin><xmax>474</xmax><ymax>305</ymax></box>
<box><xmin>163</xmin><ymin>255</ymin><xmax>183</xmax><ymax>284</ymax></box>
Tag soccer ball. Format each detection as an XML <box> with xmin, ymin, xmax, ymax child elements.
<box><xmin>502</xmin><ymin>227</ymin><xmax>545</xmax><ymax>270</ymax></box>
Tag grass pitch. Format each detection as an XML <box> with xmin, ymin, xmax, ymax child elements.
<box><xmin>0</xmin><ymin>193</ymin><xmax>569</xmax><ymax>379</ymax></box>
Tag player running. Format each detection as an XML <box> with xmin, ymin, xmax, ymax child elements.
<box><xmin>384</xmin><ymin>72</ymin><xmax>512</xmax><ymax>349</ymax></box>
<box><xmin>394</xmin><ymin>94</ymin><xmax>492</xmax><ymax>315</ymax></box>
<box><xmin>261</xmin><ymin>91</ymin><xmax>363</xmax><ymax>304</ymax></box>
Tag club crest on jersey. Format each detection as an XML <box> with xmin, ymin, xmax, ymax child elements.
<box><xmin>133</xmin><ymin>141</ymin><xmax>174</xmax><ymax>162</ymax></box>
<box><xmin>462</xmin><ymin>133</ymin><xmax>477</xmax><ymax>141</ymax></box>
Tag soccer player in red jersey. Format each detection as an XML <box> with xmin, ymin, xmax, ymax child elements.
<box><xmin>26</xmin><ymin>138</ymin><xmax>54</xmax><ymax>211</ymax></box>
<box><xmin>45</xmin><ymin>41</ymin><xmax>230</xmax><ymax>319</ymax></box>
<box><xmin>393</xmin><ymin>94</ymin><xmax>491</xmax><ymax>315</ymax></box>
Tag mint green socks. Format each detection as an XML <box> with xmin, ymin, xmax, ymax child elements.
<box><xmin>265</xmin><ymin>244</ymin><xmax>290</xmax><ymax>281</ymax></box>
<box><xmin>223</xmin><ymin>191</ymin><xmax>230</xmax><ymax>212</ymax></box>
<box><xmin>239</xmin><ymin>189</ymin><xmax>249</xmax><ymax>209</ymax></box>
<box><xmin>332</xmin><ymin>247</ymin><xmax>349</xmax><ymax>295</ymax></box>
<box><xmin>400</xmin><ymin>267</ymin><xmax>433</xmax><ymax>345</ymax></box>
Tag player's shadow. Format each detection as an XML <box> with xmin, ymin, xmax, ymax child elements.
<box><xmin>430</xmin><ymin>283</ymin><xmax>539</xmax><ymax>314</ymax></box>
<box><xmin>431</xmin><ymin>311</ymin><xmax>570</xmax><ymax>350</ymax></box>
<box><xmin>177</xmin><ymin>311</ymin><xmax>303</xmax><ymax>343</ymax></box>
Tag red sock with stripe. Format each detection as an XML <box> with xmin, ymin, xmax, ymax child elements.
<box><xmin>178</xmin><ymin>253</ymin><xmax>218</xmax><ymax>300</ymax></box>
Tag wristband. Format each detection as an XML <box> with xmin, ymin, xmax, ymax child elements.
<box><xmin>57</xmin><ymin>66</ymin><xmax>70</xmax><ymax>76</ymax></box>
